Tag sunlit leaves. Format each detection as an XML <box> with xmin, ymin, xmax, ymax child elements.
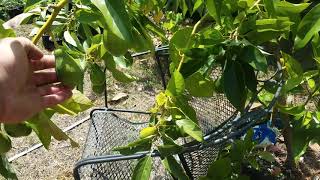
<box><xmin>0</xmin><ymin>20</ymin><xmax>15</xmax><ymax>39</ymax></box>
<box><xmin>162</xmin><ymin>155</ymin><xmax>189</xmax><ymax>180</ymax></box>
<box><xmin>206</xmin><ymin>0</ymin><xmax>221</xmax><ymax>25</ymax></box>
<box><xmin>113</xmin><ymin>136</ymin><xmax>153</xmax><ymax>155</ymax></box>
<box><xmin>92</xmin><ymin>0</ymin><xmax>133</xmax><ymax>56</ymax></box>
<box><xmin>54</xmin><ymin>49</ymin><xmax>84</xmax><ymax>88</ymax></box>
<box><xmin>185</xmin><ymin>72</ymin><xmax>214</xmax><ymax>97</ymax></box>
<box><xmin>169</xmin><ymin>27</ymin><xmax>193</xmax><ymax>65</ymax></box>
<box><xmin>295</xmin><ymin>3</ymin><xmax>320</xmax><ymax>50</ymax></box>
<box><xmin>27</xmin><ymin>110</ymin><xmax>78</xmax><ymax>149</ymax></box>
<box><xmin>241</xmin><ymin>45</ymin><xmax>268</xmax><ymax>73</ymax></box>
<box><xmin>166</xmin><ymin>71</ymin><xmax>185</xmax><ymax>97</ymax></box>
<box><xmin>132</xmin><ymin>155</ymin><xmax>152</xmax><ymax>180</ymax></box>
<box><xmin>176</xmin><ymin>119</ymin><xmax>203</xmax><ymax>142</ymax></box>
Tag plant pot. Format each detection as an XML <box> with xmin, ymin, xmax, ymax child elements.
<box><xmin>7</xmin><ymin>6</ymin><xmax>23</xmax><ymax>19</ymax></box>
<box><xmin>42</xmin><ymin>35</ymin><xmax>63</xmax><ymax>52</ymax></box>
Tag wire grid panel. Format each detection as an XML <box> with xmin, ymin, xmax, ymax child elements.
<box><xmin>79</xmin><ymin>110</ymin><xmax>172</xmax><ymax>179</ymax></box>
<box><xmin>182</xmin><ymin>94</ymin><xmax>236</xmax><ymax>179</ymax></box>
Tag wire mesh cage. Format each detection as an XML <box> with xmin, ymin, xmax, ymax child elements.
<box><xmin>74</xmin><ymin>46</ymin><xmax>284</xmax><ymax>180</ymax></box>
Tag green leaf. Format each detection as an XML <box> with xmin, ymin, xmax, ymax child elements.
<box><xmin>162</xmin><ymin>155</ymin><xmax>189</xmax><ymax>180</ymax></box>
<box><xmin>92</xmin><ymin>0</ymin><xmax>132</xmax><ymax>42</ymax></box>
<box><xmin>0</xmin><ymin>155</ymin><xmax>17</xmax><ymax>180</ymax></box>
<box><xmin>206</xmin><ymin>0</ymin><xmax>222</xmax><ymax>25</ymax></box>
<box><xmin>258</xmin><ymin>151</ymin><xmax>276</xmax><ymax>163</ymax></box>
<box><xmin>89</xmin><ymin>63</ymin><xmax>106</xmax><ymax>94</ymax></box>
<box><xmin>263</xmin><ymin>0</ymin><xmax>275</xmax><ymax>17</ymax></box>
<box><xmin>255</xmin><ymin>18</ymin><xmax>294</xmax><ymax>32</ymax></box>
<box><xmin>166</xmin><ymin>71</ymin><xmax>185</xmax><ymax>97</ymax></box>
<box><xmin>92</xmin><ymin>0</ymin><xmax>133</xmax><ymax>56</ymax></box>
<box><xmin>25</xmin><ymin>0</ymin><xmax>42</xmax><ymax>12</ymax></box>
<box><xmin>0</xmin><ymin>20</ymin><xmax>16</xmax><ymax>39</ymax></box>
<box><xmin>176</xmin><ymin>119</ymin><xmax>203</xmax><ymax>142</ymax></box>
<box><xmin>169</xmin><ymin>27</ymin><xmax>193</xmax><ymax>65</ymax></box>
<box><xmin>223</xmin><ymin>61</ymin><xmax>247</xmax><ymax>111</ymax></box>
<box><xmin>274</xmin><ymin>1</ymin><xmax>310</xmax><ymax>16</ymax></box>
<box><xmin>113</xmin><ymin>53</ymin><xmax>133</xmax><ymax>69</ymax></box>
<box><xmin>241</xmin><ymin>45</ymin><xmax>268</xmax><ymax>73</ymax></box>
<box><xmin>27</xmin><ymin>110</ymin><xmax>78</xmax><ymax>149</ymax></box>
<box><xmin>64</xmin><ymin>31</ymin><xmax>84</xmax><ymax>51</ymax></box>
<box><xmin>185</xmin><ymin>72</ymin><xmax>214</xmax><ymax>97</ymax></box>
<box><xmin>132</xmin><ymin>155</ymin><xmax>152</xmax><ymax>180</ymax></box>
<box><xmin>139</xmin><ymin>15</ymin><xmax>166</xmax><ymax>41</ymax></box>
<box><xmin>158</xmin><ymin>133</ymin><xmax>184</xmax><ymax>156</ymax></box>
<box><xmin>52</xmin><ymin>90</ymin><xmax>93</xmax><ymax>115</ymax></box>
<box><xmin>54</xmin><ymin>49</ymin><xmax>84</xmax><ymax>88</ymax></box>
<box><xmin>0</xmin><ymin>133</ymin><xmax>11</xmax><ymax>154</ymax></box>
<box><xmin>278</xmin><ymin>105</ymin><xmax>305</xmax><ymax>116</ymax></box>
<box><xmin>282</xmin><ymin>52</ymin><xmax>303</xmax><ymax>77</ymax></box>
<box><xmin>193</xmin><ymin>0</ymin><xmax>203</xmax><ymax>14</ymax></box>
<box><xmin>205</xmin><ymin>158</ymin><xmax>232</xmax><ymax>180</ymax></box>
<box><xmin>242</xmin><ymin>63</ymin><xmax>257</xmax><ymax>92</ymax></box>
<box><xmin>113</xmin><ymin>136</ymin><xmax>153</xmax><ymax>155</ymax></box>
<box><xmin>295</xmin><ymin>3</ymin><xmax>320</xmax><ymax>50</ymax></box>
<box><xmin>75</xmin><ymin>9</ymin><xmax>101</xmax><ymax>24</ymax></box>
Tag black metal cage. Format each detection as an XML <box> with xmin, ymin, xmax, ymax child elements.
<box><xmin>73</xmin><ymin>46</ymin><xmax>284</xmax><ymax>180</ymax></box>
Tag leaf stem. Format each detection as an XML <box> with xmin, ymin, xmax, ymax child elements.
<box><xmin>176</xmin><ymin>13</ymin><xmax>209</xmax><ymax>72</ymax></box>
<box><xmin>32</xmin><ymin>0</ymin><xmax>68</xmax><ymax>44</ymax></box>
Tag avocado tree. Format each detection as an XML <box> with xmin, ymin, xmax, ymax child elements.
<box><xmin>1</xmin><ymin>0</ymin><xmax>320</xmax><ymax>179</ymax></box>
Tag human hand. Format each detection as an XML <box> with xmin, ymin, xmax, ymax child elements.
<box><xmin>0</xmin><ymin>37</ymin><xmax>72</xmax><ymax>123</ymax></box>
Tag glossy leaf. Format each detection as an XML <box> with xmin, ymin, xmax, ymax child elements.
<box><xmin>176</xmin><ymin>119</ymin><xmax>203</xmax><ymax>142</ymax></box>
<box><xmin>206</xmin><ymin>0</ymin><xmax>221</xmax><ymax>25</ymax></box>
<box><xmin>75</xmin><ymin>9</ymin><xmax>101</xmax><ymax>24</ymax></box>
<box><xmin>24</xmin><ymin>0</ymin><xmax>42</xmax><ymax>12</ymax></box>
<box><xmin>263</xmin><ymin>0</ymin><xmax>275</xmax><ymax>17</ymax></box>
<box><xmin>258</xmin><ymin>151</ymin><xmax>275</xmax><ymax>163</ymax></box>
<box><xmin>162</xmin><ymin>155</ymin><xmax>189</xmax><ymax>180</ymax></box>
<box><xmin>158</xmin><ymin>133</ymin><xmax>184</xmax><ymax>156</ymax></box>
<box><xmin>53</xmin><ymin>90</ymin><xmax>93</xmax><ymax>115</ymax></box>
<box><xmin>274</xmin><ymin>1</ymin><xmax>310</xmax><ymax>16</ymax></box>
<box><xmin>282</xmin><ymin>52</ymin><xmax>303</xmax><ymax>77</ymax></box>
<box><xmin>223</xmin><ymin>61</ymin><xmax>247</xmax><ymax>111</ymax></box>
<box><xmin>91</xmin><ymin>0</ymin><xmax>133</xmax><ymax>43</ymax></box>
<box><xmin>27</xmin><ymin>110</ymin><xmax>78</xmax><ymax>149</ymax></box>
<box><xmin>0</xmin><ymin>155</ymin><xmax>17</xmax><ymax>180</ymax></box>
<box><xmin>55</xmin><ymin>49</ymin><xmax>84</xmax><ymax>88</ymax></box>
<box><xmin>205</xmin><ymin>158</ymin><xmax>232</xmax><ymax>180</ymax></box>
<box><xmin>169</xmin><ymin>27</ymin><xmax>193</xmax><ymax>65</ymax></box>
<box><xmin>0</xmin><ymin>20</ymin><xmax>15</xmax><ymax>39</ymax></box>
<box><xmin>295</xmin><ymin>3</ymin><xmax>320</xmax><ymax>50</ymax></box>
<box><xmin>241</xmin><ymin>45</ymin><xmax>268</xmax><ymax>73</ymax></box>
<box><xmin>113</xmin><ymin>136</ymin><xmax>153</xmax><ymax>155</ymax></box>
<box><xmin>185</xmin><ymin>72</ymin><xmax>214</xmax><ymax>97</ymax></box>
<box><xmin>132</xmin><ymin>155</ymin><xmax>152</xmax><ymax>180</ymax></box>
<box><xmin>166</xmin><ymin>71</ymin><xmax>185</xmax><ymax>97</ymax></box>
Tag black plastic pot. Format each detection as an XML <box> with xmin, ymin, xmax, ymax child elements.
<box><xmin>42</xmin><ymin>35</ymin><xmax>63</xmax><ymax>52</ymax></box>
<box><xmin>7</xmin><ymin>6</ymin><xmax>23</xmax><ymax>19</ymax></box>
